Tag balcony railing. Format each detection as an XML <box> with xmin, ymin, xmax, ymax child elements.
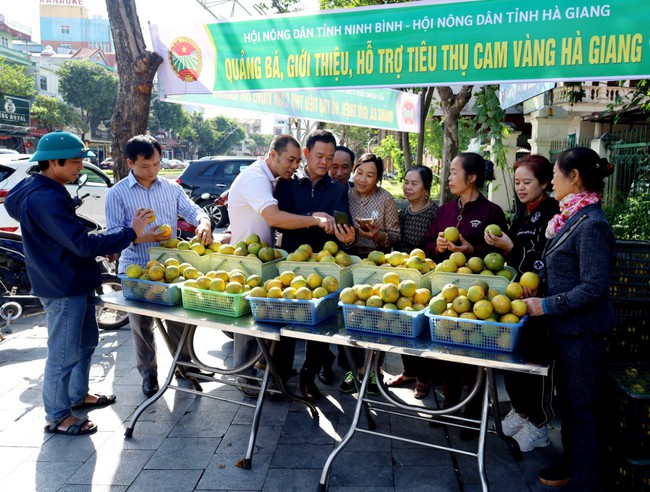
<box><xmin>551</xmin><ymin>85</ymin><xmax>637</xmax><ymax>106</ymax></box>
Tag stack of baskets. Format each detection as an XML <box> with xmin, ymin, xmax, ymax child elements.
<box><xmin>603</xmin><ymin>240</ymin><xmax>650</xmax><ymax>490</ymax></box>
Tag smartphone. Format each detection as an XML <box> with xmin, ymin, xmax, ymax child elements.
<box><xmin>334</xmin><ymin>211</ymin><xmax>349</xmax><ymax>225</ymax></box>
<box><xmin>357</xmin><ymin>218</ymin><xmax>375</xmax><ymax>228</ymax></box>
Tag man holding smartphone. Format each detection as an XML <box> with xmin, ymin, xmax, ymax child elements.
<box><xmin>274</xmin><ymin>130</ymin><xmax>355</xmax><ymax>401</ymax></box>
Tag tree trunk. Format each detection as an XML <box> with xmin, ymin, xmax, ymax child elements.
<box><xmin>437</xmin><ymin>85</ymin><xmax>473</xmax><ymax>204</ymax></box>
<box><xmin>402</xmin><ymin>131</ymin><xmax>411</xmax><ymax>171</ymax></box>
<box><xmin>416</xmin><ymin>87</ymin><xmax>435</xmax><ymax>167</ymax></box>
<box><xmin>106</xmin><ymin>0</ymin><xmax>163</xmax><ymax>182</ymax></box>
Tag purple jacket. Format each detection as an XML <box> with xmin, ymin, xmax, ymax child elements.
<box><xmin>423</xmin><ymin>193</ymin><xmax>507</xmax><ymax>261</ymax></box>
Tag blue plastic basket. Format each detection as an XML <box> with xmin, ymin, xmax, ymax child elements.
<box><xmin>340</xmin><ymin>302</ymin><xmax>428</xmax><ymax>339</ymax></box>
<box><xmin>119</xmin><ymin>275</ymin><xmax>183</xmax><ymax>306</ymax></box>
<box><xmin>425</xmin><ymin>308</ymin><xmax>527</xmax><ymax>352</ymax></box>
<box><xmin>248</xmin><ymin>290</ymin><xmax>339</xmax><ymax>325</ymax></box>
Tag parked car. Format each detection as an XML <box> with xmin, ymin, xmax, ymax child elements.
<box><xmin>167</xmin><ymin>159</ymin><xmax>187</xmax><ymax>169</ymax></box>
<box><xmin>99</xmin><ymin>157</ymin><xmax>113</xmax><ymax>170</ymax></box>
<box><xmin>0</xmin><ymin>157</ymin><xmax>113</xmax><ymax>233</ymax></box>
<box><xmin>176</xmin><ymin>156</ymin><xmax>256</xmax><ymax>228</ymax></box>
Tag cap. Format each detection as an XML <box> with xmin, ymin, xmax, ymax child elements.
<box><xmin>29</xmin><ymin>131</ymin><xmax>96</xmax><ymax>162</ymax></box>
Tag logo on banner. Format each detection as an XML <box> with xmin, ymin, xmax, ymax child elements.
<box><xmin>169</xmin><ymin>37</ymin><xmax>202</xmax><ymax>82</ymax></box>
<box><xmin>401</xmin><ymin>99</ymin><xmax>416</xmax><ymax>126</ymax></box>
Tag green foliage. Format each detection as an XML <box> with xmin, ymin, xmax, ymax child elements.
<box><xmin>321</xmin><ymin>0</ymin><xmax>408</xmax><ymax>10</ymax></box>
<box><xmin>413</xmin><ymin>112</ymin><xmax>473</xmax><ymax>161</ymax></box>
<box><xmin>258</xmin><ymin>0</ymin><xmax>302</xmax><ymax>13</ymax></box>
<box><xmin>186</xmin><ymin>113</ymin><xmax>245</xmax><ymax>156</ymax></box>
<box><xmin>0</xmin><ymin>57</ymin><xmax>35</xmax><ymax>98</ymax></box>
<box><xmin>31</xmin><ymin>95</ymin><xmax>83</xmax><ymax>132</ymax></box>
<box><xmin>325</xmin><ymin>123</ymin><xmax>376</xmax><ymax>158</ymax></box>
<box><xmin>373</xmin><ymin>134</ymin><xmax>405</xmax><ymax>180</ymax></box>
<box><xmin>148</xmin><ymin>97</ymin><xmax>190</xmax><ymax>135</ymax></box>
<box><xmin>604</xmin><ymin>192</ymin><xmax>650</xmax><ymax>240</ymax></box>
<box><xmin>473</xmin><ymin>85</ymin><xmax>511</xmax><ymax>168</ymax></box>
<box><xmin>564</xmin><ymin>82</ymin><xmax>586</xmax><ymax>105</ymax></box>
<box><xmin>249</xmin><ymin>133</ymin><xmax>274</xmax><ymax>153</ymax></box>
<box><xmin>56</xmin><ymin>60</ymin><xmax>118</xmax><ymax>130</ymax></box>
<box><xmin>605</xmin><ymin>79</ymin><xmax>650</xmax><ymax>124</ymax></box>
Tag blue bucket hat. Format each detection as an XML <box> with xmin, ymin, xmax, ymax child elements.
<box><xmin>30</xmin><ymin>131</ymin><xmax>95</xmax><ymax>162</ymax></box>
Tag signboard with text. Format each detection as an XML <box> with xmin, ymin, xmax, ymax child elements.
<box><xmin>151</xmin><ymin>0</ymin><xmax>650</xmax><ymax>95</ymax></box>
<box><xmin>0</xmin><ymin>94</ymin><xmax>30</xmax><ymax>128</ymax></box>
<box><xmin>163</xmin><ymin>88</ymin><xmax>420</xmax><ymax>132</ymax></box>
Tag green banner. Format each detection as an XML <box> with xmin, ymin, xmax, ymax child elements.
<box><xmin>0</xmin><ymin>94</ymin><xmax>30</xmax><ymax>128</ymax></box>
<box><xmin>152</xmin><ymin>0</ymin><xmax>650</xmax><ymax>93</ymax></box>
<box><xmin>163</xmin><ymin>88</ymin><xmax>420</xmax><ymax>132</ymax></box>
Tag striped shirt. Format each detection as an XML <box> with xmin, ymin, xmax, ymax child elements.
<box><xmin>105</xmin><ymin>172</ymin><xmax>208</xmax><ymax>272</ymax></box>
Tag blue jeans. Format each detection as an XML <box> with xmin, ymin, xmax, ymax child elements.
<box><xmin>40</xmin><ymin>293</ymin><xmax>98</xmax><ymax>423</ymax></box>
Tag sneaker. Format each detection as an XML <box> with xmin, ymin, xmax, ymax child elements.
<box><xmin>367</xmin><ymin>372</ymin><xmax>380</xmax><ymax>396</ymax></box>
<box><xmin>513</xmin><ymin>420</ymin><xmax>550</xmax><ymax>452</ymax></box>
<box><xmin>339</xmin><ymin>371</ymin><xmax>356</xmax><ymax>393</ymax></box>
<box><xmin>538</xmin><ymin>464</ymin><xmax>570</xmax><ymax>487</ymax></box>
<box><xmin>501</xmin><ymin>409</ymin><xmax>528</xmax><ymax>437</ymax></box>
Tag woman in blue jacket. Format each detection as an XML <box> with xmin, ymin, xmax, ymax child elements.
<box><xmin>523</xmin><ymin>147</ymin><xmax>616</xmax><ymax>490</ymax></box>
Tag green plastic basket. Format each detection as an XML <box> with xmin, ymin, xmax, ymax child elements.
<box><xmin>119</xmin><ymin>275</ymin><xmax>183</xmax><ymax>306</ymax></box>
<box><xmin>276</xmin><ymin>255</ymin><xmax>361</xmax><ymax>288</ymax></box>
<box><xmin>340</xmin><ymin>302</ymin><xmax>428</xmax><ymax>338</ymax></box>
<box><xmin>351</xmin><ymin>264</ymin><xmax>434</xmax><ymax>288</ymax></box>
<box><xmin>209</xmin><ymin>250</ymin><xmax>287</xmax><ymax>279</ymax></box>
<box><xmin>180</xmin><ymin>286</ymin><xmax>251</xmax><ymax>317</ymax></box>
<box><xmin>425</xmin><ymin>308</ymin><xmax>526</xmax><ymax>352</ymax></box>
<box><xmin>429</xmin><ymin>270</ymin><xmax>514</xmax><ymax>295</ymax></box>
<box><xmin>147</xmin><ymin>246</ymin><xmax>211</xmax><ymax>273</ymax></box>
<box><xmin>249</xmin><ymin>290</ymin><xmax>339</xmax><ymax>325</ymax></box>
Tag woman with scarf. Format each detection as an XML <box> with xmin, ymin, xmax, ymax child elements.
<box><xmin>523</xmin><ymin>147</ymin><xmax>616</xmax><ymax>491</ymax></box>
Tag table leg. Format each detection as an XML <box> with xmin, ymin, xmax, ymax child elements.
<box><xmin>318</xmin><ymin>349</ymin><xmax>375</xmax><ymax>491</ymax></box>
<box><xmin>487</xmin><ymin>368</ymin><xmax>522</xmax><ymax>461</ymax></box>
<box><xmin>342</xmin><ymin>346</ymin><xmax>375</xmax><ymax>430</ymax></box>
<box><xmin>477</xmin><ymin>372</ymin><xmax>491</xmax><ymax>492</ymax></box>
<box><xmin>124</xmin><ymin>319</ymin><xmax>190</xmax><ymax>438</ymax></box>
<box><xmin>256</xmin><ymin>338</ymin><xmax>318</xmax><ymax>417</ymax></box>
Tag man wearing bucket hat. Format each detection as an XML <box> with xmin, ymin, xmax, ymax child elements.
<box><xmin>5</xmin><ymin>131</ymin><xmax>152</xmax><ymax>436</ymax></box>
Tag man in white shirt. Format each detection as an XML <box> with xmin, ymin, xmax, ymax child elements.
<box><xmin>229</xmin><ymin>134</ymin><xmax>335</xmax><ymax>396</ymax></box>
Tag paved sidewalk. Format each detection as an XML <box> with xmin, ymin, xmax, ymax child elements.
<box><xmin>0</xmin><ymin>310</ymin><xmax>564</xmax><ymax>491</ymax></box>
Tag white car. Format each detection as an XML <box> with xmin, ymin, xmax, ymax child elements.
<box><xmin>0</xmin><ymin>156</ymin><xmax>113</xmax><ymax>233</ymax></box>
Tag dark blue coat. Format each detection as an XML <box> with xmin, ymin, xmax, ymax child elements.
<box><xmin>543</xmin><ymin>202</ymin><xmax>616</xmax><ymax>336</ymax></box>
<box><xmin>5</xmin><ymin>174</ymin><xmax>136</xmax><ymax>298</ymax></box>
<box><xmin>274</xmin><ymin>170</ymin><xmax>350</xmax><ymax>252</ymax></box>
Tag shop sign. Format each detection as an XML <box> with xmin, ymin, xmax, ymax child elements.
<box><xmin>0</xmin><ymin>94</ymin><xmax>30</xmax><ymax>128</ymax></box>
<box><xmin>151</xmin><ymin>0</ymin><xmax>650</xmax><ymax>94</ymax></box>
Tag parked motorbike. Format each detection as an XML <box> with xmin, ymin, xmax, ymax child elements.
<box><xmin>0</xmin><ymin>175</ymin><xmax>129</xmax><ymax>331</ymax></box>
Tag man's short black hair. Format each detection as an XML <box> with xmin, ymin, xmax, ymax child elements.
<box><xmin>270</xmin><ymin>134</ymin><xmax>300</xmax><ymax>155</ymax></box>
<box><xmin>37</xmin><ymin>159</ymin><xmax>67</xmax><ymax>171</ymax></box>
<box><xmin>335</xmin><ymin>145</ymin><xmax>355</xmax><ymax>164</ymax></box>
<box><xmin>125</xmin><ymin>135</ymin><xmax>162</xmax><ymax>162</ymax></box>
<box><xmin>305</xmin><ymin>130</ymin><xmax>336</xmax><ymax>151</ymax></box>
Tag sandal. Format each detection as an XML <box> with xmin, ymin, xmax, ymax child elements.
<box><xmin>414</xmin><ymin>382</ymin><xmax>431</xmax><ymax>399</ymax></box>
<box><xmin>44</xmin><ymin>416</ymin><xmax>97</xmax><ymax>436</ymax></box>
<box><xmin>386</xmin><ymin>373</ymin><xmax>417</xmax><ymax>387</ymax></box>
<box><xmin>71</xmin><ymin>394</ymin><xmax>116</xmax><ymax>410</ymax></box>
